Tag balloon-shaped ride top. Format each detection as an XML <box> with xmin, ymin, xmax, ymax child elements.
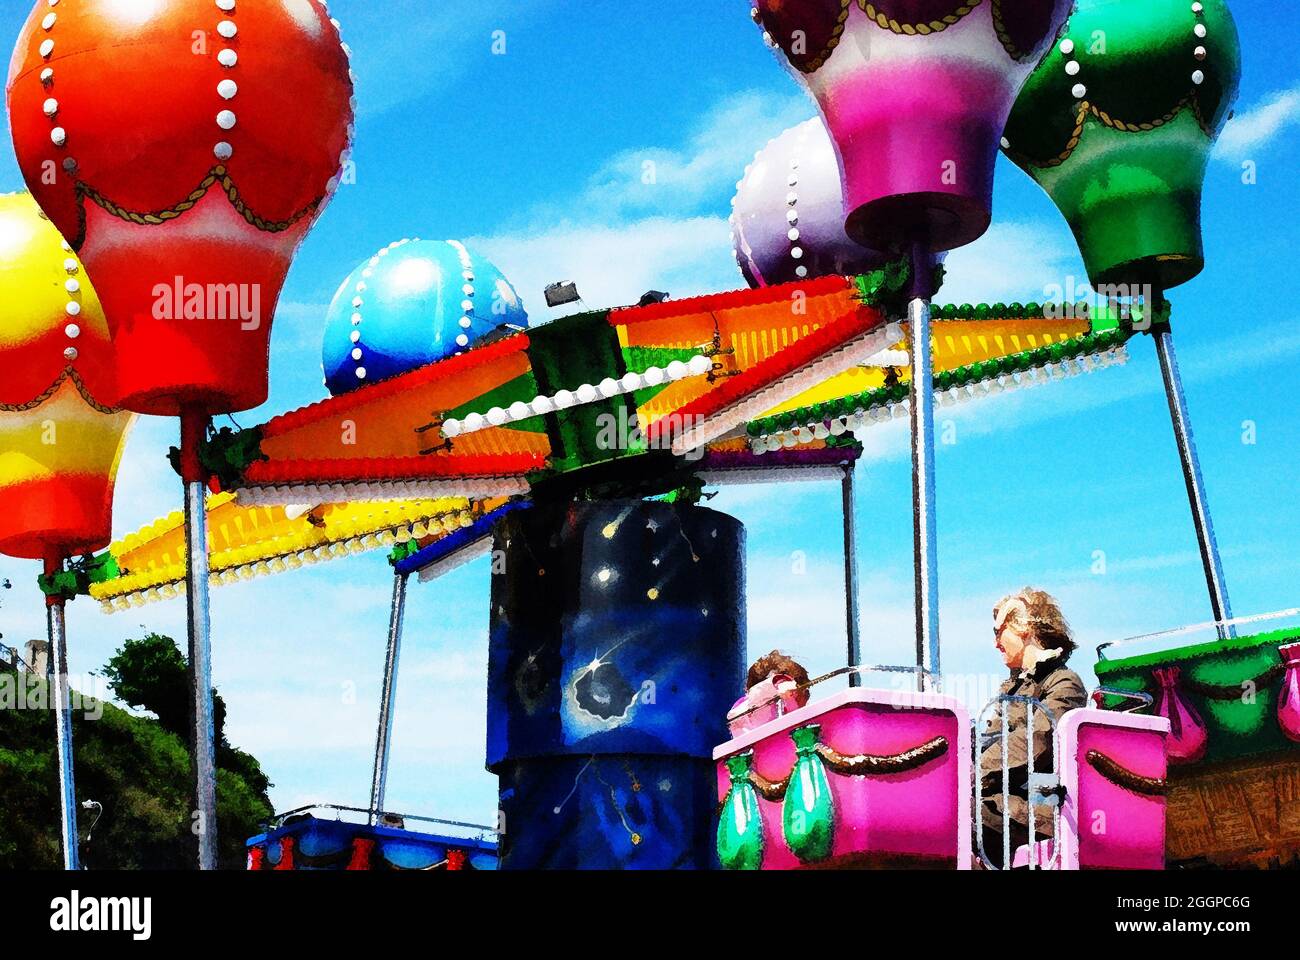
<box><xmin>7</xmin><ymin>0</ymin><xmax>357</xmax><ymax>871</ymax></box>
<box><xmin>732</xmin><ymin>118</ymin><xmax>889</xmax><ymax>288</ymax></box>
<box><xmin>1002</xmin><ymin>0</ymin><xmax>1241</xmax><ymax>290</ymax></box>
<box><xmin>750</xmin><ymin>0</ymin><xmax>1073</xmax><ymax>252</ymax></box>
<box><xmin>1003</xmin><ymin>0</ymin><xmax>1242</xmax><ymax>636</ymax></box>
<box><xmin>0</xmin><ymin>192</ymin><xmax>129</xmax><ymax>562</ymax></box>
<box><xmin>7</xmin><ymin>0</ymin><xmax>356</xmax><ymax>415</ymax></box>
<box><xmin>323</xmin><ymin>239</ymin><xmax>529</xmax><ymax>396</ymax></box>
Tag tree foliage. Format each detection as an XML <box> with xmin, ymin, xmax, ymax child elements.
<box><xmin>0</xmin><ymin>632</ymin><xmax>274</xmax><ymax>869</ymax></box>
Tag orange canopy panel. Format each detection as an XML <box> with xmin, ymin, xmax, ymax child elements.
<box><xmin>240</xmin><ymin>334</ymin><xmax>546</xmax><ymax>504</ymax></box>
<box><xmin>610</xmin><ymin>275</ymin><xmax>896</xmax><ymax>454</ymax></box>
<box><xmin>233</xmin><ymin>276</ymin><xmax>893</xmax><ymax>497</ymax></box>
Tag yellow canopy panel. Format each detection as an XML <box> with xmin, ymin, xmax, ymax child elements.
<box><xmin>757</xmin><ymin>314</ymin><xmax>1092</xmax><ymax>420</ymax></box>
<box><xmin>93</xmin><ymin>494</ymin><xmax>504</xmax><ymax>612</ymax></box>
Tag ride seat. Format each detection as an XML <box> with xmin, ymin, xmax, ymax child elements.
<box><xmin>715</xmin><ymin>686</ymin><xmax>973</xmax><ymax>869</ymax></box>
<box><xmin>1012</xmin><ymin>708</ymin><xmax>1169</xmax><ymax>869</ymax></box>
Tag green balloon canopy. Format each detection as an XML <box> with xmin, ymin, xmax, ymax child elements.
<box><xmin>1003</xmin><ymin>0</ymin><xmax>1241</xmax><ymax>291</ymax></box>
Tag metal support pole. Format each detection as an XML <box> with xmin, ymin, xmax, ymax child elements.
<box><xmin>908</xmin><ymin>246</ymin><xmax>940</xmax><ymax>691</ymax></box>
<box><xmin>1000</xmin><ymin>703</ymin><xmax>1010</xmax><ymax>871</ymax></box>
<box><xmin>370</xmin><ymin>570</ymin><xmax>409</xmax><ymax>823</ymax></box>
<box><xmin>1154</xmin><ymin>327</ymin><xmax>1235</xmax><ymax>639</ymax></box>
<box><xmin>841</xmin><ymin>463</ymin><xmax>861</xmax><ymax>687</ymax></box>
<box><xmin>45</xmin><ymin>560</ymin><xmax>80</xmax><ymax>871</ymax></box>
<box><xmin>181</xmin><ymin>412</ymin><xmax>218</xmax><ymax>870</ymax></box>
<box><xmin>1025</xmin><ymin>701</ymin><xmax>1036</xmax><ymax>870</ymax></box>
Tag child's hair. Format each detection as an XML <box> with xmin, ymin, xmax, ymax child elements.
<box><xmin>746</xmin><ymin>650</ymin><xmax>810</xmax><ymax>693</ymax></box>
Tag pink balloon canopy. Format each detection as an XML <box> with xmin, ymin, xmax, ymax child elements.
<box><xmin>751</xmin><ymin>0</ymin><xmax>1072</xmax><ymax>253</ymax></box>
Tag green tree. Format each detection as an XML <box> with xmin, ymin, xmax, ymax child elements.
<box><xmin>100</xmin><ymin>631</ymin><xmax>226</xmax><ymax>743</ymax></box>
<box><xmin>0</xmin><ymin>631</ymin><xmax>274</xmax><ymax>869</ymax></box>
<box><xmin>100</xmin><ymin>632</ymin><xmax>269</xmax><ymax>796</ymax></box>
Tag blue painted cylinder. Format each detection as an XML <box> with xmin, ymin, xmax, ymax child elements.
<box><xmin>487</xmin><ymin>499</ymin><xmax>746</xmax><ymax>869</ymax></box>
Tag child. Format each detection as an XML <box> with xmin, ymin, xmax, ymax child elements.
<box><xmin>726</xmin><ymin>650</ymin><xmax>811</xmax><ymax>735</ymax></box>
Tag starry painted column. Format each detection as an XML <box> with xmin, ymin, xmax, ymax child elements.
<box><xmin>487</xmin><ymin>499</ymin><xmax>746</xmax><ymax>869</ymax></box>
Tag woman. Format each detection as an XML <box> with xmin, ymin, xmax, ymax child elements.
<box><xmin>978</xmin><ymin>589</ymin><xmax>1087</xmax><ymax>868</ymax></box>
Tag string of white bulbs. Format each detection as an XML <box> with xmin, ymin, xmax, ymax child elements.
<box><xmin>441</xmin><ymin>353</ymin><xmax>716</xmax><ymax>438</ymax></box>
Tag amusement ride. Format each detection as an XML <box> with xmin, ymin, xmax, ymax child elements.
<box><xmin>2</xmin><ymin>0</ymin><xmax>1296</xmax><ymax>870</ymax></box>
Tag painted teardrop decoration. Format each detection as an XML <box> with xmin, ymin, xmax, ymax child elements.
<box><xmin>784</xmin><ymin>723</ymin><xmax>835</xmax><ymax>863</ymax></box>
<box><xmin>718</xmin><ymin>752</ymin><xmax>765</xmax><ymax>870</ymax></box>
<box><xmin>1276</xmin><ymin>643</ymin><xmax>1300</xmax><ymax>744</ymax></box>
<box><xmin>1153</xmin><ymin>666</ymin><xmax>1209</xmax><ymax>765</ymax></box>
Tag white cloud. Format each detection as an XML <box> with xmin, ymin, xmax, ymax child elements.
<box><xmin>1213</xmin><ymin>84</ymin><xmax>1300</xmax><ymax>162</ymax></box>
<box><xmin>578</xmin><ymin>90</ymin><xmax>813</xmax><ymax>219</ymax></box>
<box><xmin>468</xmin><ymin>88</ymin><xmax>815</xmax><ymax>318</ymax></box>
<box><xmin>940</xmin><ymin>220</ymin><xmax>1083</xmax><ymax>305</ymax></box>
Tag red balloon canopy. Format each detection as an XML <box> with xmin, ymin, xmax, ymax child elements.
<box><xmin>7</xmin><ymin>0</ymin><xmax>355</xmax><ymax>416</ymax></box>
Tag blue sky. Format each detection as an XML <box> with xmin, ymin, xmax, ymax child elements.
<box><xmin>1</xmin><ymin>1</ymin><xmax>1298</xmax><ymax>829</ymax></box>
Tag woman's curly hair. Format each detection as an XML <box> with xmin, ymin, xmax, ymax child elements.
<box><xmin>994</xmin><ymin>588</ymin><xmax>1077</xmax><ymax>661</ymax></box>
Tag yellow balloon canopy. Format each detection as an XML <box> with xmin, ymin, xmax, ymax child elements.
<box><xmin>0</xmin><ymin>192</ymin><xmax>133</xmax><ymax>562</ymax></box>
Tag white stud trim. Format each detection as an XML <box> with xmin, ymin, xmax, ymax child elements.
<box><xmin>441</xmin><ymin>353</ymin><xmax>715</xmax><ymax>439</ymax></box>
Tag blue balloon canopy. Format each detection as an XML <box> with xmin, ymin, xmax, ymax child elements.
<box><xmin>322</xmin><ymin>239</ymin><xmax>528</xmax><ymax>395</ymax></box>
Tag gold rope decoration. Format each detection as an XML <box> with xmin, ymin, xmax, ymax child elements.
<box><xmin>1088</xmin><ymin>95</ymin><xmax>1194</xmax><ymax>134</ymax></box>
<box><xmin>1184</xmin><ymin>662</ymin><xmax>1286</xmax><ymax>699</ymax></box>
<box><xmin>1028</xmin><ymin>101</ymin><xmax>1090</xmax><ymax>169</ymax></box>
<box><xmin>809</xmin><ymin>0</ymin><xmax>853</xmax><ymax>73</ymax></box>
<box><xmin>1134</xmin><ymin>662</ymin><xmax>1288</xmax><ymax>701</ymax></box>
<box><xmin>1086</xmin><ymin>750</ymin><xmax>1167</xmax><ymax>797</ymax></box>
<box><xmin>1017</xmin><ymin>95</ymin><xmax>1214</xmax><ymax>171</ymax></box>
<box><xmin>816</xmin><ymin>735</ymin><xmax>950</xmax><ymax>775</ymax></box>
<box><xmin>379</xmin><ymin>854</ymin><xmax>458</xmax><ymax>871</ymax></box>
<box><xmin>751</xmin><ymin>1</ymin><xmax>852</xmax><ymax>75</ymax></box>
<box><xmin>0</xmin><ymin>367</ymin><xmax>120</xmax><ymax>415</ymax></box>
<box><xmin>71</xmin><ymin>165</ymin><xmax>323</xmax><ymax>247</ymax></box>
<box><xmin>738</xmin><ymin>734</ymin><xmax>950</xmax><ymax>802</ymax></box>
<box><xmin>748</xmin><ymin>770</ymin><xmax>790</xmax><ymax>803</ymax></box>
<box><xmin>859</xmin><ymin>0</ymin><xmax>982</xmax><ymax>37</ymax></box>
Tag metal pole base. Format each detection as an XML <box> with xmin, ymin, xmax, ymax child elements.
<box><xmin>46</xmin><ymin>577</ymin><xmax>80</xmax><ymax>871</ymax></box>
<box><xmin>181</xmin><ymin>412</ymin><xmax>218</xmax><ymax>870</ymax></box>
<box><xmin>370</xmin><ymin>571</ymin><xmax>409</xmax><ymax>824</ymax></box>
<box><xmin>908</xmin><ymin>275</ymin><xmax>940</xmax><ymax>691</ymax></box>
